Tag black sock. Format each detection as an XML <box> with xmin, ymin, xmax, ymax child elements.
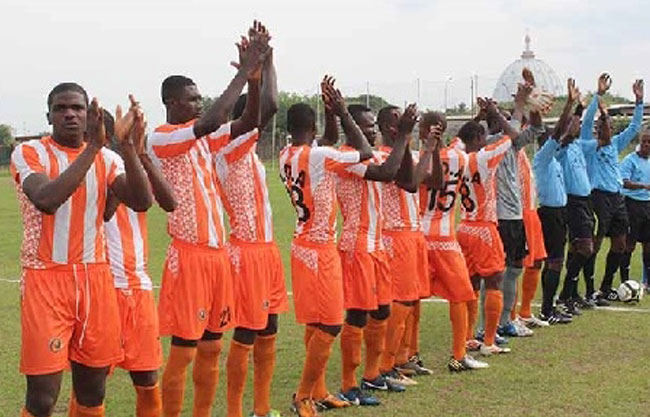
<box><xmin>620</xmin><ymin>252</ymin><xmax>632</xmax><ymax>283</ymax></box>
<box><xmin>561</xmin><ymin>252</ymin><xmax>588</xmax><ymax>301</ymax></box>
<box><xmin>583</xmin><ymin>254</ymin><xmax>596</xmax><ymax>297</ymax></box>
<box><xmin>541</xmin><ymin>268</ymin><xmax>560</xmax><ymax>315</ymax></box>
<box><xmin>600</xmin><ymin>251</ymin><xmax>623</xmax><ymax>293</ymax></box>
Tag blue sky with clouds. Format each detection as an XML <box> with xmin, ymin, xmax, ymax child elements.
<box><xmin>1</xmin><ymin>0</ymin><xmax>648</xmax><ymax>134</ymax></box>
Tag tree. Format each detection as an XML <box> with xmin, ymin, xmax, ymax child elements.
<box><xmin>0</xmin><ymin>124</ymin><xmax>14</xmax><ymax>146</ymax></box>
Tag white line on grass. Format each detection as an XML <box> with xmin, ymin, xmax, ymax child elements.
<box><xmin>1</xmin><ymin>279</ymin><xmax>649</xmax><ymax>313</ymax></box>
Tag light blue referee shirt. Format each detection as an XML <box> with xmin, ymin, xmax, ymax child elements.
<box><xmin>533</xmin><ymin>137</ymin><xmax>566</xmax><ymax>207</ymax></box>
<box><xmin>621</xmin><ymin>151</ymin><xmax>650</xmax><ymax>201</ymax></box>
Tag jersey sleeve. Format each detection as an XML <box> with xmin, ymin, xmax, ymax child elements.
<box><xmin>319</xmin><ymin>147</ymin><xmax>364</xmax><ymax>176</ymax></box>
<box><xmin>10</xmin><ymin>142</ymin><xmax>47</xmax><ymax>186</ymax></box>
<box><xmin>102</xmin><ymin>148</ymin><xmax>126</xmax><ymax>186</ymax></box>
<box><xmin>613</xmin><ymin>103</ymin><xmax>643</xmax><ymax>153</ymax></box>
<box><xmin>619</xmin><ymin>155</ymin><xmax>635</xmax><ymax>181</ymax></box>
<box><xmin>215</xmin><ymin>127</ymin><xmax>258</xmax><ymax>164</ymax></box>
<box><xmin>477</xmin><ymin>136</ymin><xmax>512</xmax><ymax>168</ymax></box>
<box><xmin>205</xmin><ymin>122</ymin><xmax>232</xmax><ymax>153</ymax></box>
<box><xmin>579</xmin><ymin>94</ymin><xmax>599</xmax><ymax>141</ymax></box>
<box><xmin>533</xmin><ymin>137</ymin><xmax>559</xmax><ymax>168</ymax></box>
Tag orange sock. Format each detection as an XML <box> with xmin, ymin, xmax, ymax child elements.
<box><xmin>519</xmin><ymin>268</ymin><xmax>541</xmax><ymax>318</ymax></box>
<box><xmin>484</xmin><ymin>289</ymin><xmax>503</xmax><ymax>346</ymax></box>
<box><xmin>162</xmin><ymin>344</ymin><xmax>197</xmax><ymax>417</ymax></box>
<box><xmin>253</xmin><ymin>334</ymin><xmax>276</xmax><ymax>417</ymax></box>
<box><xmin>362</xmin><ymin>317</ymin><xmax>387</xmax><ymax>380</ymax></box>
<box><xmin>21</xmin><ymin>408</ymin><xmax>35</xmax><ymax>417</ymax></box>
<box><xmin>449</xmin><ymin>302</ymin><xmax>468</xmax><ymax>360</ymax></box>
<box><xmin>340</xmin><ymin>323</ymin><xmax>363</xmax><ymax>391</ymax></box>
<box><xmin>73</xmin><ymin>403</ymin><xmax>105</xmax><ymax>416</ymax></box>
<box><xmin>296</xmin><ymin>329</ymin><xmax>336</xmax><ymax>400</ymax></box>
<box><xmin>379</xmin><ymin>303</ymin><xmax>412</xmax><ymax>373</ymax></box>
<box><xmin>192</xmin><ymin>339</ymin><xmax>222</xmax><ymax>417</ymax></box>
<box><xmin>396</xmin><ymin>308</ymin><xmax>414</xmax><ymax>366</ymax></box>
<box><xmin>227</xmin><ymin>340</ymin><xmax>252</xmax><ymax>417</ymax></box>
<box><xmin>135</xmin><ymin>384</ymin><xmax>162</xmax><ymax>417</ymax></box>
<box><xmin>409</xmin><ymin>301</ymin><xmax>421</xmax><ymax>357</ymax></box>
<box><xmin>466</xmin><ymin>291</ymin><xmax>479</xmax><ymax>341</ymax></box>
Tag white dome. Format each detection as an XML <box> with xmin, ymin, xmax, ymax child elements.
<box><xmin>492</xmin><ymin>35</ymin><xmax>563</xmax><ymax>102</ymax></box>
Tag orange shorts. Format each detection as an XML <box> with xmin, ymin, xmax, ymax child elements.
<box><xmin>115</xmin><ymin>288</ymin><xmax>162</xmax><ymax>371</ymax></box>
<box><xmin>457</xmin><ymin>222</ymin><xmax>506</xmax><ymax>278</ymax></box>
<box><xmin>228</xmin><ymin>238</ymin><xmax>289</xmax><ymax>330</ymax></box>
<box><xmin>20</xmin><ymin>264</ymin><xmax>123</xmax><ymax>375</ymax></box>
<box><xmin>426</xmin><ymin>237</ymin><xmax>476</xmax><ymax>302</ymax></box>
<box><xmin>158</xmin><ymin>239</ymin><xmax>234</xmax><ymax>340</ymax></box>
<box><xmin>383</xmin><ymin>230</ymin><xmax>428</xmax><ymax>302</ymax></box>
<box><xmin>291</xmin><ymin>240</ymin><xmax>344</xmax><ymax>326</ymax></box>
<box><xmin>523</xmin><ymin>209</ymin><xmax>547</xmax><ymax>268</ymax></box>
<box><xmin>340</xmin><ymin>249</ymin><xmax>392</xmax><ymax>311</ymax></box>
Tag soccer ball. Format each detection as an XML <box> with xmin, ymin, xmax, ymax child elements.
<box><xmin>616</xmin><ymin>280</ymin><xmax>642</xmax><ymax>303</ymax></box>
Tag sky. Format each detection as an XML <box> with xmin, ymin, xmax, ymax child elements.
<box><xmin>1</xmin><ymin>0</ymin><xmax>649</xmax><ymax>135</ymax></box>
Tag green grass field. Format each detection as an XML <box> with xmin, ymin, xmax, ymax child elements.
<box><xmin>1</xmin><ymin>165</ymin><xmax>650</xmax><ymax>417</ymax></box>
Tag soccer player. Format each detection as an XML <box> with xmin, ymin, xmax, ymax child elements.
<box><xmin>418</xmin><ymin>112</ymin><xmax>489</xmax><ymax>371</ymax></box>
<box><xmin>279</xmin><ymin>83</ymin><xmax>374</xmax><ymax>416</ymax></box>
<box><xmin>335</xmin><ymin>101</ymin><xmax>418</xmax><ymax>404</ymax></box>
<box><xmin>619</xmin><ymin>132</ymin><xmax>650</xmax><ymax>284</ymax></box>
<box><xmin>11</xmin><ymin>84</ymin><xmax>152</xmax><ymax>417</ymax></box>
<box><xmin>457</xmin><ymin>97</ymin><xmax>542</xmax><ymax>356</ymax></box>
<box><xmin>103</xmin><ymin>97</ymin><xmax>177</xmax><ymax>417</ymax></box>
<box><xmin>535</xmin><ymin>78</ymin><xmax>581</xmax><ymax>324</ymax></box>
<box><xmin>583</xmin><ymin>78</ymin><xmax>644</xmax><ymax>302</ymax></box>
<box><xmin>218</xmin><ymin>24</ymin><xmax>290</xmax><ymax>417</ymax></box>
<box><xmin>149</xmin><ymin>25</ymin><xmax>269</xmax><ymax>417</ymax></box>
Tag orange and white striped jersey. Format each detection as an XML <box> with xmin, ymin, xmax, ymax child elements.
<box><xmin>105</xmin><ymin>204</ymin><xmax>152</xmax><ymax>290</ymax></box>
<box><xmin>279</xmin><ymin>144</ymin><xmax>363</xmax><ymax>245</ymax></box>
<box><xmin>214</xmin><ymin>129</ymin><xmax>275</xmax><ymax>243</ymax></box>
<box><xmin>517</xmin><ymin>149</ymin><xmax>537</xmax><ymax>212</ymax></box>
<box><xmin>10</xmin><ymin>137</ymin><xmax>125</xmax><ymax>269</ymax></box>
<box><xmin>459</xmin><ymin>137</ymin><xmax>512</xmax><ymax>224</ymax></box>
<box><xmin>379</xmin><ymin>147</ymin><xmax>421</xmax><ymax>232</ymax></box>
<box><xmin>148</xmin><ymin>121</ymin><xmax>231</xmax><ymax>249</ymax></box>
<box><xmin>420</xmin><ymin>146</ymin><xmax>469</xmax><ymax>238</ymax></box>
<box><xmin>335</xmin><ymin>146</ymin><xmax>384</xmax><ymax>253</ymax></box>
<box><xmin>448</xmin><ymin>137</ymin><xmax>465</xmax><ymax>151</ymax></box>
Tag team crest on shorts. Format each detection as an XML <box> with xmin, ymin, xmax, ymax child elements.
<box><xmin>49</xmin><ymin>337</ymin><xmax>63</xmax><ymax>353</ymax></box>
<box><xmin>262</xmin><ymin>300</ymin><xmax>270</xmax><ymax>311</ymax></box>
<box><xmin>197</xmin><ymin>308</ymin><xmax>207</xmax><ymax>321</ymax></box>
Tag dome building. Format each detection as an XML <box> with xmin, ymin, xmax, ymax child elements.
<box><xmin>492</xmin><ymin>35</ymin><xmax>563</xmax><ymax>102</ymax></box>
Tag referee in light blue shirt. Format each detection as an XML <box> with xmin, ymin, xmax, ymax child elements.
<box><xmin>582</xmin><ymin>78</ymin><xmax>644</xmax><ymax>300</ymax></box>
<box><xmin>619</xmin><ymin>133</ymin><xmax>650</xmax><ymax>288</ymax></box>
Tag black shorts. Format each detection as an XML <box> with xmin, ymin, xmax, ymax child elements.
<box><xmin>537</xmin><ymin>206</ymin><xmax>568</xmax><ymax>261</ymax></box>
<box><xmin>591</xmin><ymin>189</ymin><xmax>629</xmax><ymax>238</ymax></box>
<box><xmin>625</xmin><ymin>197</ymin><xmax>650</xmax><ymax>243</ymax></box>
<box><xmin>567</xmin><ymin>194</ymin><xmax>595</xmax><ymax>241</ymax></box>
<box><xmin>497</xmin><ymin>219</ymin><xmax>528</xmax><ymax>266</ymax></box>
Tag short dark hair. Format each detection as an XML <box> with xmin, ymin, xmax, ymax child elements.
<box><xmin>101</xmin><ymin>109</ymin><xmax>117</xmax><ymax>150</ymax></box>
<box><xmin>47</xmin><ymin>82</ymin><xmax>88</xmax><ymax>108</ymax></box>
<box><xmin>161</xmin><ymin>75</ymin><xmax>195</xmax><ymax>104</ymax></box>
<box><xmin>420</xmin><ymin>111</ymin><xmax>447</xmax><ymax>132</ymax></box>
<box><xmin>232</xmin><ymin>94</ymin><xmax>247</xmax><ymax>120</ymax></box>
<box><xmin>287</xmin><ymin>103</ymin><xmax>315</xmax><ymax>135</ymax></box>
<box><xmin>458</xmin><ymin>121</ymin><xmax>485</xmax><ymax>144</ymax></box>
<box><xmin>377</xmin><ymin>105</ymin><xmax>400</xmax><ymax>127</ymax></box>
<box><xmin>347</xmin><ymin>104</ymin><xmax>372</xmax><ymax>123</ymax></box>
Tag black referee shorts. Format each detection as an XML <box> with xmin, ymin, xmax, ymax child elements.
<box><xmin>497</xmin><ymin>219</ymin><xmax>528</xmax><ymax>266</ymax></box>
<box><xmin>567</xmin><ymin>194</ymin><xmax>595</xmax><ymax>241</ymax></box>
<box><xmin>537</xmin><ymin>206</ymin><xmax>568</xmax><ymax>261</ymax></box>
<box><xmin>625</xmin><ymin>197</ymin><xmax>650</xmax><ymax>243</ymax></box>
<box><xmin>591</xmin><ymin>189</ymin><xmax>629</xmax><ymax>238</ymax></box>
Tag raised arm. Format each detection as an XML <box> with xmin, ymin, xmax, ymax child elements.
<box><xmin>110</xmin><ymin>98</ymin><xmax>153</xmax><ymax>212</ymax></box>
<box><xmin>259</xmin><ymin>24</ymin><xmax>278</xmax><ymax>130</ymax></box>
<box><xmin>614</xmin><ymin>79</ymin><xmax>644</xmax><ymax>153</ymax></box>
<box><xmin>580</xmin><ymin>73</ymin><xmax>610</xmax><ymax>141</ymax></box>
<box><xmin>19</xmin><ymin>99</ymin><xmax>106</xmax><ymax>214</ymax></box>
<box><xmin>485</xmin><ymin>98</ymin><xmax>520</xmax><ymax>141</ymax></box>
<box><xmin>554</xmin><ymin>78</ymin><xmax>581</xmax><ymax>140</ymax></box>
<box><xmin>395</xmin><ymin>144</ymin><xmax>415</xmax><ymax>191</ymax></box>
<box><xmin>364</xmin><ymin>104</ymin><xmax>416</xmax><ymax>182</ymax></box>
<box><xmin>319</xmin><ymin>75</ymin><xmax>339</xmax><ymax>146</ymax></box>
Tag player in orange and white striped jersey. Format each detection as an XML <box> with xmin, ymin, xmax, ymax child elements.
<box><xmin>335</xmin><ymin>101</ymin><xmax>418</xmax><ymax>403</ymax></box>
<box><xmin>417</xmin><ymin>112</ymin><xmax>488</xmax><ymax>372</ymax></box>
<box><xmin>279</xmin><ymin>93</ymin><xmax>374</xmax><ymax>415</ymax></box>
<box><xmin>456</xmin><ymin>112</ymin><xmax>513</xmax><ymax>357</ymax></box>
<box><xmin>219</xmin><ymin>42</ymin><xmax>291</xmax><ymax>417</ymax></box>
<box><xmin>148</xmin><ymin>25</ymin><xmax>270</xmax><ymax>417</ymax></box>
<box><xmin>11</xmin><ymin>84</ymin><xmax>153</xmax><ymax>417</ymax></box>
<box><xmin>514</xmin><ymin>148</ymin><xmax>549</xmax><ymax>328</ymax></box>
<box><xmin>102</xmin><ymin>98</ymin><xmax>177</xmax><ymax>417</ymax></box>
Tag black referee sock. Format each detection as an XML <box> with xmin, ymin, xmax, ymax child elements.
<box><xmin>541</xmin><ymin>268</ymin><xmax>560</xmax><ymax>316</ymax></box>
<box><xmin>619</xmin><ymin>252</ymin><xmax>632</xmax><ymax>283</ymax></box>
<box><xmin>600</xmin><ymin>251</ymin><xmax>623</xmax><ymax>293</ymax></box>
<box><xmin>583</xmin><ymin>254</ymin><xmax>596</xmax><ymax>297</ymax></box>
<box><xmin>561</xmin><ymin>252</ymin><xmax>588</xmax><ymax>301</ymax></box>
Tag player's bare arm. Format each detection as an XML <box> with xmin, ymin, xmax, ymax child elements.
<box><xmin>322</xmin><ymin>79</ymin><xmax>373</xmax><ymax>159</ymax></box>
<box><xmin>394</xmin><ymin>143</ymin><xmax>416</xmax><ymax>191</ymax></box>
<box><xmin>193</xmin><ymin>21</ymin><xmax>270</xmax><ymax>138</ymax></box>
<box><xmin>553</xmin><ymin>78</ymin><xmax>580</xmax><ymax>140</ymax></box>
<box><xmin>365</xmin><ymin>104</ymin><xmax>417</xmax><ymax>182</ymax></box>
<box><xmin>110</xmin><ymin>96</ymin><xmax>153</xmax><ymax>212</ymax></box>
<box><xmin>259</xmin><ymin>22</ymin><xmax>278</xmax><ymax>129</ymax></box>
<box><xmin>421</xmin><ymin>124</ymin><xmax>444</xmax><ymax>190</ymax></box>
<box><xmin>319</xmin><ymin>75</ymin><xmax>339</xmax><ymax>146</ymax></box>
<box><xmin>22</xmin><ymin>98</ymin><xmax>107</xmax><ymax>214</ymax></box>
<box><xmin>485</xmin><ymin>97</ymin><xmax>520</xmax><ymax>140</ymax></box>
